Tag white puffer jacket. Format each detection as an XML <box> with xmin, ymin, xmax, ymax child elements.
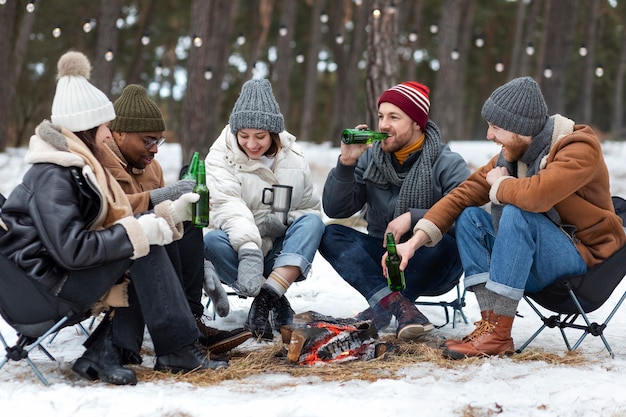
<box><xmin>205</xmin><ymin>125</ymin><xmax>321</xmax><ymax>255</ymax></box>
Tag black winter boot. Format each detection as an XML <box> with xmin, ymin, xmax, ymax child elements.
<box><xmin>271</xmin><ymin>295</ymin><xmax>294</xmax><ymax>329</ymax></box>
<box><xmin>245</xmin><ymin>287</ymin><xmax>281</xmax><ymax>340</ymax></box>
<box><xmin>155</xmin><ymin>342</ymin><xmax>227</xmax><ymax>374</ymax></box>
<box><xmin>194</xmin><ymin>314</ymin><xmax>252</xmax><ymax>354</ymax></box>
<box><xmin>72</xmin><ymin>312</ymin><xmax>137</xmax><ymax>385</ymax></box>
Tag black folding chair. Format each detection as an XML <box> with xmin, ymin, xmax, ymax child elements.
<box><xmin>516</xmin><ymin>197</ymin><xmax>626</xmax><ymax>358</ymax></box>
<box><xmin>415</xmin><ymin>277</ymin><xmax>468</xmax><ymax>329</ymax></box>
<box><xmin>0</xmin><ymin>252</ymin><xmax>89</xmax><ymax>385</ymax></box>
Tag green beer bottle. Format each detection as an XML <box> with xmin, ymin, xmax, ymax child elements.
<box><xmin>192</xmin><ymin>160</ymin><xmax>210</xmax><ymax>228</ymax></box>
<box><xmin>385</xmin><ymin>232</ymin><xmax>406</xmax><ymax>291</ymax></box>
<box><xmin>181</xmin><ymin>151</ymin><xmax>200</xmax><ymax>180</ymax></box>
<box><xmin>341</xmin><ymin>129</ymin><xmax>389</xmax><ymax>144</ymax></box>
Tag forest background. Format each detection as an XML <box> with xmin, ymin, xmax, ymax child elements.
<box><xmin>1</xmin><ymin>0</ymin><xmax>625</xmax><ymax>163</ymax></box>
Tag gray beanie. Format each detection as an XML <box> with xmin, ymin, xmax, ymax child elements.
<box><xmin>481</xmin><ymin>76</ymin><xmax>548</xmax><ymax>136</ymax></box>
<box><xmin>229</xmin><ymin>79</ymin><xmax>284</xmax><ymax>134</ymax></box>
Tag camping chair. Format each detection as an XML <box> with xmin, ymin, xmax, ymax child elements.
<box><xmin>415</xmin><ymin>275</ymin><xmax>468</xmax><ymax>329</ymax></box>
<box><xmin>0</xmin><ymin>251</ymin><xmax>89</xmax><ymax>385</ymax></box>
<box><xmin>516</xmin><ymin>196</ymin><xmax>626</xmax><ymax>358</ymax></box>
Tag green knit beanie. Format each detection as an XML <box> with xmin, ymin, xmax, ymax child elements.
<box><xmin>109</xmin><ymin>84</ymin><xmax>165</xmax><ymax>132</ymax></box>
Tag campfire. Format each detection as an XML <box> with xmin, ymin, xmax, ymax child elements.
<box><xmin>279</xmin><ymin>311</ymin><xmax>388</xmax><ymax>365</ymax></box>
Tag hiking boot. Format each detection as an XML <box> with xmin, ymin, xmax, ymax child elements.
<box><xmin>272</xmin><ymin>295</ymin><xmax>295</xmax><ymax>329</ymax></box>
<box><xmin>355</xmin><ymin>305</ymin><xmax>393</xmax><ymax>331</ymax></box>
<box><xmin>441</xmin><ymin>310</ymin><xmax>491</xmax><ymax>349</ymax></box>
<box><xmin>154</xmin><ymin>342</ymin><xmax>228</xmax><ymax>374</ymax></box>
<box><xmin>385</xmin><ymin>292</ymin><xmax>434</xmax><ymax>340</ymax></box>
<box><xmin>72</xmin><ymin>313</ymin><xmax>137</xmax><ymax>385</ymax></box>
<box><xmin>195</xmin><ymin>314</ymin><xmax>252</xmax><ymax>354</ymax></box>
<box><xmin>246</xmin><ymin>287</ymin><xmax>281</xmax><ymax>341</ymax></box>
<box><xmin>443</xmin><ymin>313</ymin><xmax>515</xmax><ymax>360</ymax></box>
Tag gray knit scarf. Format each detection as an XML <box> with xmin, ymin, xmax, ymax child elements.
<box><xmin>363</xmin><ymin>120</ymin><xmax>442</xmax><ymax>218</ymax></box>
<box><xmin>491</xmin><ymin>117</ymin><xmax>554</xmax><ymax>232</ymax></box>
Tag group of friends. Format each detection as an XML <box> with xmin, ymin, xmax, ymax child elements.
<box><xmin>0</xmin><ymin>50</ymin><xmax>624</xmax><ymax>386</ymax></box>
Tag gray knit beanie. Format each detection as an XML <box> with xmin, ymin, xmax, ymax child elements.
<box><xmin>481</xmin><ymin>76</ymin><xmax>548</xmax><ymax>136</ymax></box>
<box><xmin>229</xmin><ymin>79</ymin><xmax>284</xmax><ymax>134</ymax></box>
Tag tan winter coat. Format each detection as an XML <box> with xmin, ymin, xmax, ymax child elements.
<box><xmin>416</xmin><ymin>114</ymin><xmax>626</xmax><ymax>268</ymax></box>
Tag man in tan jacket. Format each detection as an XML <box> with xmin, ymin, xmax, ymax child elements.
<box><xmin>389</xmin><ymin>77</ymin><xmax>626</xmax><ymax>359</ymax></box>
<box><xmin>101</xmin><ymin>84</ymin><xmax>250</xmax><ymax>364</ymax></box>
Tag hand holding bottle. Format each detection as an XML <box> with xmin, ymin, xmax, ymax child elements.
<box><xmin>339</xmin><ymin>124</ymin><xmax>372</xmax><ymax>166</ymax></box>
<box><xmin>169</xmin><ymin>192</ymin><xmax>200</xmax><ymax>224</ymax></box>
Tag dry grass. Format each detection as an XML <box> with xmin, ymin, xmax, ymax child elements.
<box><xmin>133</xmin><ymin>335</ymin><xmax>591</xmax><ymax>386</ymax></box>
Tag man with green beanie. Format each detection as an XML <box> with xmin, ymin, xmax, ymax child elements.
<box><xmin>101</xmin><ymin>84</ymin><xmax>251</xmax><ymax>364</ymax></box>
<box><xmin>391</xmin><ymin>76</ymin><xmax>626</xmax><ymax>359</ymax></box>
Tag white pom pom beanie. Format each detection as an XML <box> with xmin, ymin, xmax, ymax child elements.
<box><xmin>51</xmin><ymin>51</ymin><xmax>115</xmax><ymax>132</ymax></box>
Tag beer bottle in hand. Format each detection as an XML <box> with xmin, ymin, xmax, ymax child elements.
<box><xmin>192</xmin><ymin>160</ymin><xmax>210</xmax><ymax>227</ymax></box>
<box><xmin>385</xmin><ymin>232</ymin><xmax>406</xmax><ymax>291</ymax></box>
<box><xmin>181</xmin><ymin>151</ymin><xmax>200</xmax><ymax>180</ymax></box>
<box><xmin>341</xmin><ymin>129</ymin><xmax>389</xmax><ymax>144</ymax></box>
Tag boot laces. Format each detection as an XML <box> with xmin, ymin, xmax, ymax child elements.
<box><xmin>465</xmin><ymin>319</ymin><xmax>495</xmax><ymax>342</ymax></box>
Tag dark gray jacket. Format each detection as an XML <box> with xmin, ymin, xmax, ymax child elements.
<box><xmin>323</xmin><ymin>143</ymin><xmax>470</xmax><ymax>240</ymax></box>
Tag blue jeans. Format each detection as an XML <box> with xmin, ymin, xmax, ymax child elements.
<box><xmin>203</xmin><ymin>214</ymin><xmax>325</xmax><ymax>284</ymax></box>
<box><xmin>318</xmin><ymin>224</ymin><xmax>463</xmax><ymax>307</ymax></box>
<box><xmin>456</xmin><ymin>206</ymin><xmax>588</xmax><ymax>301</ymax></box>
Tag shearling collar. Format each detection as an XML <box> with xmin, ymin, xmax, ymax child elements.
<box><xmin>25</xmin><ymin>121</ymin><xmax>85</xmax><ymax>167</ymax></box>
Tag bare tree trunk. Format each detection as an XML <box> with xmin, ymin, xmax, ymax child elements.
<box><xmin>519</xmin><ymin>0</ymin><xmax>542</xmax><ymax>77</ymax></box>
<box><xmin>180</xmin><ymin>0</ymin><xmax>236</xmax><ymax>162</ymax></box>
<box><xmin>431</xmin><ymin>0</ymin><xmax>463</xmax><ymax>141</ymax></box>
<box><xmin>299</xmin><ymin>0</ymin><xmax>327</xmax><ymax>142</ymax></box>
<box><xmin>611</xmin><ymin>30</ymin><xmax>626</xmax><ymax>139</ymax></box>
<box><xmin>327</xmin><ymin>0</ymin><xmax>369</xmax><ymax>145</ymax></box>
<box><xmin>0</xmin><ymin>0</ymin><xmax>18</xmax><ymax>150</ymax></box>
<box><xmin>365</xmin><ymin>0</ymin><xmax>399</xmax><ymax>129</ymax></box>
<box><xmin>507</xmin><ymin>0</ymin><xmax>527</xmax><ymax>80</ymax></box>
<box><xmin>243</xmin><ymin>0</ymin><xmax>275</xmax><ymax>80</ymax></box>
<box><xmin>92</xmin><ymin>0</ymin><xmax>120</xmax><ymax>96</ymax></box>
<box><xmin>578</xmin><ymin>0</ymin><xmax>600</xmax><ymax>124</ymax></box>
<box><xmin>538</xmin><ymin>0</ymin><xmax>578</xmax><ymax>114</ymax></box>
<box><xmin>127</xmin><ymin>0</ymin><xmax>157</xmax><ymax>85</ymax></box>
<box><xmin>274</xmin><ymin>0</ymin><xmax>297</xmax><ymax>114</ymax></box>
<box><xmin>401</xmin><ymin>0</ymin><xmax>425</xmax><ymax>81</ymax></box>
<box><xmin>180</xmin><ymin>0</ymin><xmax>211</xmax><ymax>162</ymax></box>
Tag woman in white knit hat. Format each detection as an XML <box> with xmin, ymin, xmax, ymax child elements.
<box><xmin>203</xmin><ymin>79</ymin><xmax>324</xmax><ymax>341</ymax></box>
<box><xmin>0</xmin><ymin>51</ymin><xmax>220</xmax><ymax>385</ymax></box>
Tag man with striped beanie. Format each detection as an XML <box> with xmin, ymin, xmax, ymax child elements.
<box><xmin>319</xmin><ymin>81</ymin><xmax>470</xmax><ymax>340</ymax></box>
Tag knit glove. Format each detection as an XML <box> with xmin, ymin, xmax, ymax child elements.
<box><xmin>203</xmin><ymin>260</ymin><xmax>230</xmax><ymax>317</ymax></box>
<box><xmin>258</xmin><ymin>213</ymin><xmax>288</xmax><ymax>238</ymax></box>
<box><xmin>235</xmin><ymin>247</ymin><xmax>264</xmax><ymax>297</ymax></box>
<box><xmin>149</xmin><ymin>179</ymin><xmax>195</xmax><ymax>206</ymax></box>
<box><xmin>137</xmin><ymin>213</ymin><xmax>174</xmax><ymax>246</ymax></box>
<box><xmin>169</xmin><ymin>192</ymin><xmax>200</xmax><ymax>225</ymax></box>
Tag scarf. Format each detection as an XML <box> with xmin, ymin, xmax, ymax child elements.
<box><xmin>363</xmin><ymin>120</ymin><xmax>442</xmax><ymax>218</ymax></box>
<box><xmin>491</xmin><ymin>118</ymin><xmax>554</xmax><ymax>232</ymax></box>
<box><xmin>65</xmin><ymin>131</ymin><xmax>134</xmax><ymax>229</ymax></box>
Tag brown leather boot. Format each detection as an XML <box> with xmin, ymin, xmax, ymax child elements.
<box><xmin>442</xmin><ymin>313</ymin><xmax>514</xmax><ymax>359</ymax></box>
<box><xmin>383</xmin><ymin>292</ymin><xmax>434</xmax><ymax>340</ymax></box>
<box><xmin>195</xmin><ymin>314</ymin><xmax>252</xmax><ymax>354</ymax></box>
<box><xmin>440</xmin><ymin>310</ymin><xmax>491</xmax><ymax>349</ymax></box>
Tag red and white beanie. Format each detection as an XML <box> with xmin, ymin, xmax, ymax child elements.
<box><xmin>377</xmin><ymin>81</ymin><xmax>430</xmax><ymax>130</ymax></box>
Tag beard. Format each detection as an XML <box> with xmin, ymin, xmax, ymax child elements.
<box><xmin>502</xmin><ymin>134</ymin><xmax>530</xmax><ymax>162</ymax></box>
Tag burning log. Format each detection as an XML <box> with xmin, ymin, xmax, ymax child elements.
<box><xmin>280</xmin><ymin>311</ymin><xmax>387</xmax><ymax>365</ymax></box>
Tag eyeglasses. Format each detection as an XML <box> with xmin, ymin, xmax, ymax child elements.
<box><xmin>139</xmin><ymin>134</ymin><xmax>166</xmax><ymax>149</ymax></box>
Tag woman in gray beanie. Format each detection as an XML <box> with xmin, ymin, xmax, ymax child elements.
<box><xmin>203</xmin><ymin>79</ymin><xmax>324</xmax><ymax>340</ymax></box>
<box><xmin>389</xmin><ymin>76</ymin><xmax>625</xmax><ymax>358</ymax></box>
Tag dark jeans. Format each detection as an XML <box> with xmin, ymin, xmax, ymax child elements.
<box><xmin>57</xmin><ymin>258</ymin><xmax>132</xmax><ymax>312</ymax></box>
<box><xmin>111</xmin><ymin>245</ymin><xmax>200</xmax><ymax>357</ymax></box>
<box><xmin>318</xmin><ymin>224</ymin><xmax>463</xmax><ymax>307</ymax></box>
<box><xmin>165</xmin><ymin>222</ymin><xmax>204</xmax><ymax>316</ymax></box>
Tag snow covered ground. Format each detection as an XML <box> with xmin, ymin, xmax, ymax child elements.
<box><xmin>2</xmin><ymin>138</ymin><xmax>626</xmax><ymax>417</ymax></box>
